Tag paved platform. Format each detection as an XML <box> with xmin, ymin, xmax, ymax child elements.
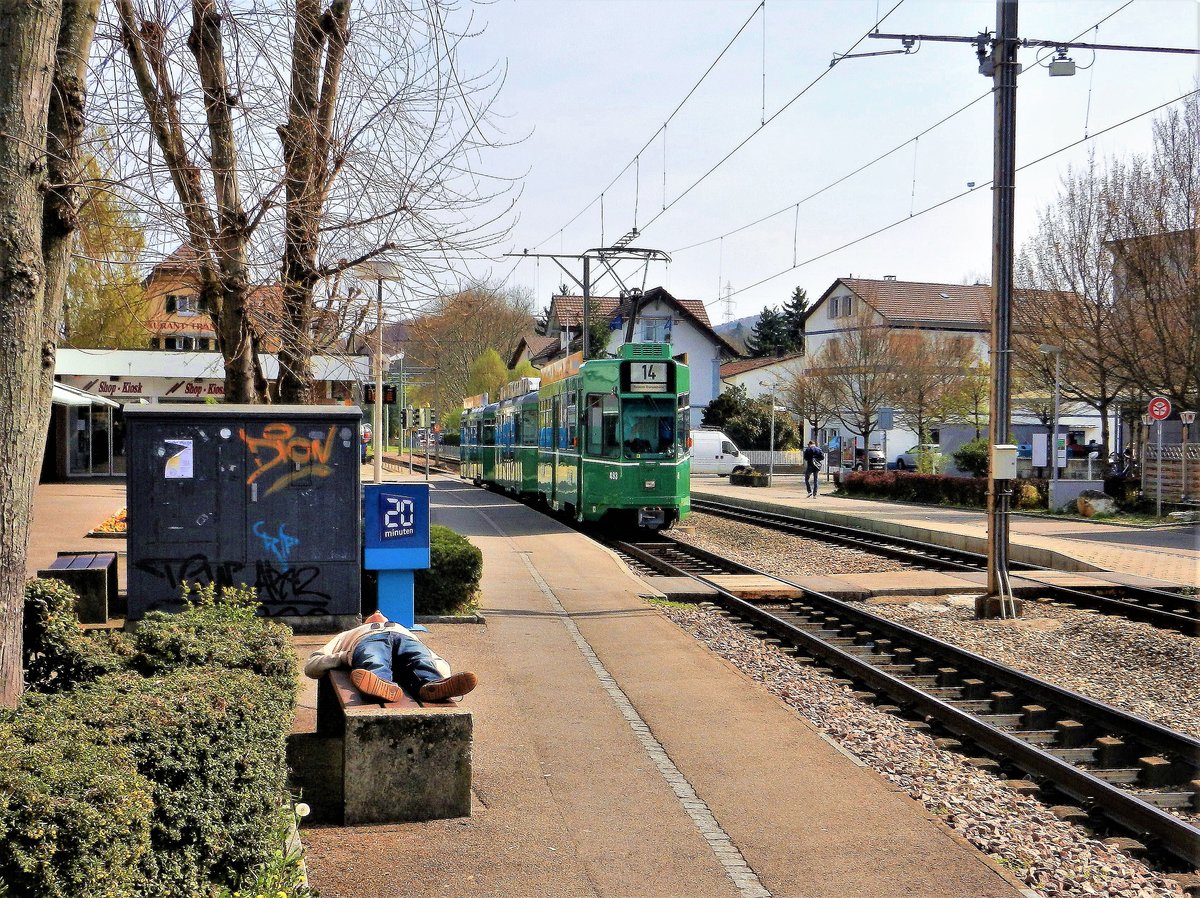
<box><xmin>297</xmin><ymin>474</ymin><xmax>1026</xmax><ymax>898</ymax></box>
<box><xmin>692</xmin><ymin>474</ymin><xmax>1200</xmax><ymax>589</ymax></box>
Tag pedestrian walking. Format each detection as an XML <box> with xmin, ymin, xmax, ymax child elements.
<box><xmin>803</xmin><ymin>440</ymin><xmax>824</xmax><ymax>497</ymax></box>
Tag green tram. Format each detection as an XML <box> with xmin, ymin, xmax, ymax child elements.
<box><xmin>459</xmin><ymin>344</ymin><xmax>691</xmax><ymax>528</ymax></box>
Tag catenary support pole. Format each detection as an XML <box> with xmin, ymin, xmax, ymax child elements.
<box><xmin>984</xmin><ymin>0</ymin><xmax>1018</xmax><ymax>615</ymax></box>
<box><xmin>582</xmin><ymin>256</ymin><xmax>591</xmax><ymax>360</ymax></box>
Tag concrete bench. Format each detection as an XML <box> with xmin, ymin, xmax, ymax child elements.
<box><xmin>37</xmin><ymin>552</ymin><xmax>118</xmax><ymax>624</ymax></box>
<box><xmin>308</xmin><ymin>668</ymin><xmax>473</xmax><ymax>825</ymax></box>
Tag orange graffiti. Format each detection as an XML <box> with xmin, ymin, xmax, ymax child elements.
<box><xmin>240</xmin><ymin>422</ymin><xmax>338</xmax><ymax>497</ymax></box>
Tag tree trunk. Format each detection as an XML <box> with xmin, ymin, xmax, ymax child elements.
<box><xmin>278</xmin><ymin>0</ymin><xmax>351</xmax><ymax>404</ymax></box>
<box><xmin>0</xmin><ymin>0</ymin><xmax>98</xmax><ymax>708</ymax></box>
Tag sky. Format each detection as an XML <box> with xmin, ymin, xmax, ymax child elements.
<box><xmin>450</xmin><ymin>0</ymin><xmax>1199</xmax><ymax>323</ymax></box>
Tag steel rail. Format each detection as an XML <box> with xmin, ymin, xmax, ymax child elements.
<box><xmin>691</xmin><ymin>497</ymin><xmax>1198</xmax><ymax>636</ymax></box>
<box><xmin>613</xmin><ymin>537</ymin><xmax>1200</xmax><ymax>868</ymax></box>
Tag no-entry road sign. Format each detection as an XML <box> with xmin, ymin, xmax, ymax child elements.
<box><xmin>1148</xmin><ymin>396</ymin><xmax>1172</xmax><ymax>421</ymax></box>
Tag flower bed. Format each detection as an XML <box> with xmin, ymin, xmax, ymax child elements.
<box><xmin>89</xmin><ymin>507</ymin><xmax>127</xmax><ymax>537</ymax></box>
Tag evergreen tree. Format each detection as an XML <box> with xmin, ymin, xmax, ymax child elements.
<box><xmin>780</xmin><ymin>286</ymin><xmax>810</xmax><ymax>353</ymax></box>
<box><xmin>745</xmin><ymin>306</ymin><xmax>788</xmax><ymax>357</ymax></box>
<box><xmin>534</xmin><ymin>306</ymin><xmax>551</xmax><ymax>336</ymax></box>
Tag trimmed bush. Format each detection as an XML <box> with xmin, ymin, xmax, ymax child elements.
<box><xmin>22</xmin><ymin>578</ymin><xmax>130</xmax><ymax>693</ymax></box>
<box><xmin>14</xmin><ymin>666</ymin><xmax>294</xmax><ymax>896</ymax></box>
<box><xmin>0</xmin><ymin>717</ymin><xmax>154</xmax><ymax>898</ymax></box>
<box><xmin>952</xmin><ymin>438</ymin><xmax>989</xmax><ymax>477</ymax></box>
<box><xmin>131</xmin><ymin>582</ymin><xmax>297</xmax><ymax>693</ymax></box>
<box><xmin>1104</xmin><ymin>474</ymin><xmax>1140</xmax><ymax>508</ymax></box>
<box><xmin>841</xmin><ymin>470</ymin><xmax>989</xmax><ymax>507</ymax></box>
<box><xmin>415</xmin><ymin>525</ymin><xmax>482</xmax><ymax>615</ymax></box>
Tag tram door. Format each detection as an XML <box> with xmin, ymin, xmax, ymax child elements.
<box><xmin>550</xmin><ymin>394</ymin><xmax>560</xmax><ymax>507</ymax></box>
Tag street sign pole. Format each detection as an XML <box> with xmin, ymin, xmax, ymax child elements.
<box><xmin>1156</xmin><ymin>421</ymin><xmax>1163</xmax><ymax>518</ymax></box>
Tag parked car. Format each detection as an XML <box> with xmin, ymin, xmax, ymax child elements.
<box><xmin>894</xmin><ymin>444</ymin><xmax>943</xmax><ymax>471</ymax></box>
<box><xmin>843</xmin><ymin>445</ymin><xmax>886</xmax><ymax>471</ymax></box>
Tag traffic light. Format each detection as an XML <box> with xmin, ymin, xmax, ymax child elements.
<box><xmin>417</xmin><ymin>407</ymin><xmax>431</xmax><ymax>429</ymax></box>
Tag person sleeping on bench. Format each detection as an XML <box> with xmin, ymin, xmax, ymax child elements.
<box><xmin>303</xmin><ymin>610</ymin><xmax>478</xmax><ymax>703</ymax></box>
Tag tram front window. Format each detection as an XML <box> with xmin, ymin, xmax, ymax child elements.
<box><xmin>622</xmin><ymin>397</ymin><xmax>676</xmax><ymax>458</ymax></box>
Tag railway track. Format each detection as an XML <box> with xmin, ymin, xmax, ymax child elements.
<box><xmin>691</xmin><ymin>497</ymin><xmax>1199</xmax><ymax>636</ymax></box>
<box><xmin>612</xmin><ymin>534</ymin><xmax>1200</xmax><ymax>872</ymax></box>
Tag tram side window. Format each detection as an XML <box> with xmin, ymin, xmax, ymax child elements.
<box><xmin>540</xmin><ymin>400</ymin><xmax>551</xmax><ymax>449</ymax></box>
<box><xmin>523</xmin><ymin>404</ymin><xmax>537</xmax><ymax>447</ymax></box>
<box><xmin>565</xmin><ymin>397</ymin><xmax>577</xmax><ymax>450</ymax></box>
<box><xmin>585</xmin><ymin>393</ymin><xmax>620</xmax><ymax>458</ymax></box>
<box><xmin>482</xmin><ymin>421</ymin><xmax>495</xmax><ymax>446</ymax></box>
<box><xmin>677</xmin><ymin>392</ymin><xmax>691</xmax><ymax>451</ymax></box>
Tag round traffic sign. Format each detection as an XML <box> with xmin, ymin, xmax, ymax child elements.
<box><xmin>1148</xmin><ymin>396</ymin><xmax>1172</xmax><ymax>421</ymax></box>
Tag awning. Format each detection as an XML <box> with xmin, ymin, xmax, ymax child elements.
<box><xmin>52</xmin><ymin>382</ymin><xmax>119</xmax><ymax>408</ymax></box>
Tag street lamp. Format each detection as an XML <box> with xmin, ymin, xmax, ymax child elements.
<box><xmin>760</xmin><ymin>380</ymin><xmax>778</xmax><ymax>485</ymax></box>
<box><xmin>1038</xmin><ymin>344</ymin><xmax>1061</xmax><ymax>506</ymax></box>
<box><xmin>355</xmin><ymin>260</ymin><xmax>403</xmax><ymax>484</ymax></box>
<box><xmin>1181</xmin><ymin>410</ymin><xmax>1195</xmax><ymax>502</ymax></box>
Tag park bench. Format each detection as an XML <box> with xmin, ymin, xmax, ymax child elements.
<box><xmin>303</xmin><ymin>667</ymin><xmax>473</xmax><ymax>825</ymax></box>
<box><xmin>37</xmin><ymin>552</ymin><xmax>118</xmax><ymax>624</ymax></box>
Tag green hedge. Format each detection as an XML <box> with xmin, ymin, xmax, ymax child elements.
<box><xmin>22</xmin><ymin>578</ymin><xmax>129</xmax><ymax>693</ymax></box>
<box><xmin>414</xmin><ymin>525</ymin><xmax>482</xmax><ymax>615</ymax></box>
<box><xmin>841</xmin><ymin>470</ymin><xmax>989</xmax><ymax>506</ymax></box>
<box><xmin>131</xmin><ymin>582</ymin><xmax>297</xmax><ymax>693</ymax></box>
<box><xmin>1</xmin><ymin>580</ymin><xmax>298</xmax><ymax>898</ymax></box>
<box><xmin>0</xmin><ymin>716</ymin><xmax>154</xmax><ymax>898</ymax></box>
<box><xmin>840</xmin><ymin>471</ymin><xmax>1048</xmax><ymax>509</ymax></box>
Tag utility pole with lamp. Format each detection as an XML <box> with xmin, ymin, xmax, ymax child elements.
<box><xmin>354</xmin><ymin>260</ymin><xmax>403</xmax><ymax>485</ymax></box>
<box><xmin>840</xmin><ymin>1</ymin><xmax>1199</xmax><ymax>618</ymax></box>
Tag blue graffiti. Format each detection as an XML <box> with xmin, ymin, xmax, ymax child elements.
<box><xmin>253</xmin><ymin>520</ymin><xmax>300</xmax><ymax>570</ymax></box>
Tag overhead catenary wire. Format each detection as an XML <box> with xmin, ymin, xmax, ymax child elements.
<box><xmin>638</xmin><ymin>0</ymin><xmax>907</xmax><ymax>235</ymax></box>
<box><xmin>530</xmin><ymin>1</ymin><xmax>766</xmax><ymax>250</ymax></box>
<box><xmin>669</xmin><ymin>0</ymin><xmax>1138</xmax><ymax>255</ymax></box>
<box><xmin>711</xmin><ymin>87</ymin><xmax>1198</xmax><ymax>304</ymax></box>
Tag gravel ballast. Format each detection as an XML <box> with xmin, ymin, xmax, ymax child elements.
<box><xmin>654</xmin><ymin>600</ymin><xmax>1190</xmax><ymax>898</ymax></box>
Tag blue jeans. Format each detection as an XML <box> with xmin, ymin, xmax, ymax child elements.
<box><xmin>352</xmin><ymin>632</ymin><xmax>445</xmax><ymax>697</ymax></box>
<box><xmin>805</xmin><ymin>469</ymin><xmax>819</xmax><ymax>495</ymax></box>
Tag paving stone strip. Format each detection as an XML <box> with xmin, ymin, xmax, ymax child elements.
<box><xmin>472</xmin><ymin>506</ymin><xmax>773</xmax><ymax>898</ymax></box>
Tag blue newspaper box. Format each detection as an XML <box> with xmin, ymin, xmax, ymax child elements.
<box><xmin>363</xmin><ymin>483</ymin><xmax>430</xmax><ymax>628</ymax></box>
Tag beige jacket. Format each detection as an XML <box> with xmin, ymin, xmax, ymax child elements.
<box><xmin>302</xmin><ymin>621</ymin><xmax>451</xmax><ymax>680</ymax></box>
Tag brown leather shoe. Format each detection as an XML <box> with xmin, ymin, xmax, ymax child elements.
<box><xmin>351</xmin><ymin>668</ymin><xmax>404</xmax><ymax>702</ymax></box>
<box><xmin>418</xmin><ymin>671</ymin><xmax>478</xmax><ymax>702</ymax></box>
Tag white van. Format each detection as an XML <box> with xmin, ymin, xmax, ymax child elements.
<box><xmin>691</xmin><ymin>429</ymin><xmax>754</xmax><ymax>475</ymax></box>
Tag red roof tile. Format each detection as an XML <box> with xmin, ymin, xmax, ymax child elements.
<box><xmin>835</xmin><ymin>278</ymin><xmax>990</xmax><ymax>327</ymax></box>
<box><xmin>719</xmin><ymin>352</ymin><xmax>804</xmax><ymax>378</ymax></box>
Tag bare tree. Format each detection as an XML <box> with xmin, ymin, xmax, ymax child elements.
<box><xmin>94</xmin><ymin>1</ymin><xmax>516</xmax><ymax>403</ymax></box>
<box><xmin>890</xmin><ymin>330</ymin><xmax>980</xmax><ymax>444</ymax></box>
<box><xmin>1014</xmin><ymin>154</ymin><xmax>1128</xmax><ymax>457</ymax></box>
<box><xmin>808</xmin><ymin>303</ymin><xmax>900</xmax><ymax>450</ymax></box>
<box><xmin>404</xmin><ymin>281</ymin><xmax>533</xmax><ymax>423</ymax></box>
<box><xmin>1103</xmin><ymin>95</ymin><xmax>1199</xmax><ymax>409</ymax></box>
<box><xmin>0</xmin><ymin>0</ymin><xmax>100</xmax><ymax>706</ymax></box>
<box><xmin>780</xmin><ymin>362</ymin><xmax>835</xmax><ymax>443</ymax></box>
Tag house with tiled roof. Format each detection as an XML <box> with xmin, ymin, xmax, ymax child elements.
<box><xmin>141</xmin><ymin>244</ymin><xmax>284</xmax><ymax>353</ymax></box>
<box><xmin>542</xmin><ymin>286</ymin><xmax>739</xmax><ymax>426</ymax></box>
<box><xmin>719</xmin><ymin>352</ymin><xmax>806</xmax><ymax>399</ymax></box>
<box><xmin>508</xmin><ymin>334</ymin><xmax>559</xmax><ymax>369</ymax></box>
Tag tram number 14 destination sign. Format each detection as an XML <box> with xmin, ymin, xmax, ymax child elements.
<box><xmin>1148</xmin><ymin>396</ymin><xmax>1172</xmax><ymax>422</ymax></box>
